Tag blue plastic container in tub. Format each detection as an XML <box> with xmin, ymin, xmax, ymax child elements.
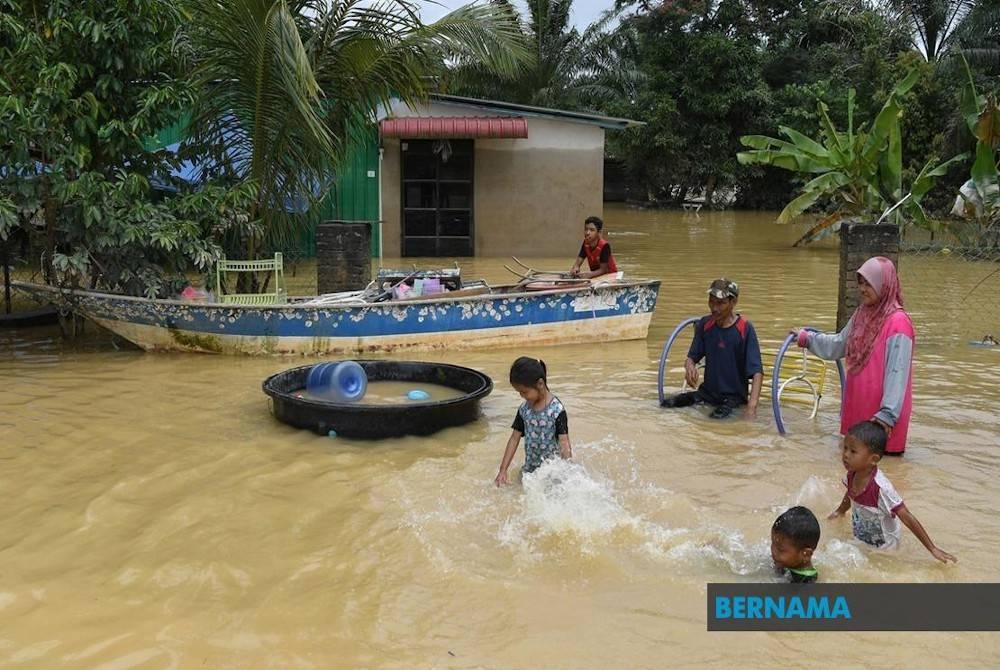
<box><xmin>263</xmin><ymin>361</ymin><xmax>493</xmax><ymax>439</ymax></box>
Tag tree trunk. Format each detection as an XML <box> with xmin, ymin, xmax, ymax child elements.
<box><xmin>42</xmin><ymin>177</ymin><xmax>56</xmax><ymax>285</ymax></box>
<box><xmin>837</xmin><ymin>223</ymin><xmax>901</xmax><ymax>330</ymax></box>
<box><xmin>2</xmin><ymin>241</ymin><xmax>10</xmax><ymax>314</ymax></box>
<box><xmin>704</xmin><ymin>174</ymin><xmax>717</xmax><ymax>208</ymax></box>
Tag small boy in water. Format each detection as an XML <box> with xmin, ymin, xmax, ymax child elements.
<box><xmin>771</xmin><ymin>506</ymin><xmax>820</xmax><ymax>583</ymax></box>
<box><xmin>829</xmin><ymin>421</ymin><xmax>957</xmax><ymax>563</ymax></box>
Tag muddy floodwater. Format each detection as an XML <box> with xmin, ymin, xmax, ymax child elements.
<box><xmin>2</xmin><ymin>205</ymin><xmax>998</xmax><ymax>668</ymax></box>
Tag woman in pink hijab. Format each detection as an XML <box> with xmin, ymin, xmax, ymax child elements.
<box><xmin>794</xmin><ymin>256</ymin><xmax>913</xmax><ymax>454</ymax></box>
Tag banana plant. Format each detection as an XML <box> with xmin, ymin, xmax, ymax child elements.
<box><xmin>957</xmin><ymin>55</ymin><xmax>1000</xmax><ymax>220</ymax></box>
<box><xmin>737</xmin><ymin>69</ymin><xmax>966</xmax><ymax>245</ymax></box>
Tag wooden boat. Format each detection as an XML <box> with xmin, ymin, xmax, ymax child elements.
<box><xmin>12</xmin><ymin>275</ymin><xmax>660</xmax><ymax>356</ymax></box>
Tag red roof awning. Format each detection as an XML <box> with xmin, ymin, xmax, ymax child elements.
<box><xmin>379</xmin><ymin>116</ymin><xmax>528</xmax><ymax>139</ymax></box>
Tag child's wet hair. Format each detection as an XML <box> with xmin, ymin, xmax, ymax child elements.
<box><xmin>509</xmin><ymin>356</ymin><xmax>547</xmax><ymax>388</ymax></box>
<box><xmin>772</xmin><ymin>506</ymin><xmax>820</xmax><ymax>550</ymax></box>
<box><xmin>847</xmin><ymin>420</ymin><xmax>887</xmax><ymax>457</ymax></box>
<box><xmin>584</xmin><ymin>215</ymin><xmax>604</xmax><ymax>232</ymax></box>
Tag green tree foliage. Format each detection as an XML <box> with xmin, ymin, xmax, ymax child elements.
<box><xmin>179</xmin><ymin>0</ymin><xmax>337</xmax><ymax>264</ymax></box>
<box><xmin>953</xmin><ymin>0</ymin><xmax>1000</xmax><ymax>68</ymax></box>
<box><xmin>0</xmin><ymin>0</ymin><xmax>225</xmax><ymax>297</ymax></box>
<box><xmin>952</xmin><ymin>55</ymin><xmax>1000</xmax><ymax>245</ymax></box>
<box><xmin>180</xmin><ymin>0</ymin><xmax>529</xmax><ymax>264</ymax></box>
<box><xmin>614</xmin><ymin>0</ymin><xmax>772</xmax><ymax>206</ymax></box>
<box><xmin>827</xmin><ymin>0</ymin><xmax>999</xmax><ymax>63</ymax></box>
<box><xmin>444</xmin><ymin>0</ymin><xmax>641</xmax><ymax>110</ymax></box>
<box><xmin>737</xmin><ymin>69</ymin><xmax>967</xmax><ymax>244</ymax></box>
<box><xmin>609</xmin><ymin>0</ymin><xmax>990</xmax><ymax>212</ymax></box>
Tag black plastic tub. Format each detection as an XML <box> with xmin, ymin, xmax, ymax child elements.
<box><xmin>262</xmin><ymin>360</ymin><xmax>493</xmax><ymax>439</ymax></box>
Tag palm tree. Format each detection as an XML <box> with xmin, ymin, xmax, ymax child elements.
<box><xmin>952</xmin><ymin>0</ymin><xmax>1000</xmax><ymax>68</ymax></box>
<box><xmin>302</xmin><ymin>0</ymin><xmax>529</xmax><ymax>152</ymax></box>
<box><xmin>180</xmin><ymin>0</ymin><xmax>529</xmax><ymax>262</ymax></box>
<box><xmin>444</xmin><ymin>0</ymin><xmax>642</xmax><ymax>111</ymax></box>
<box><xmin>827</xmin><ymin>0</ymin><xmax>998</xmax><ymax>63</ymax></box>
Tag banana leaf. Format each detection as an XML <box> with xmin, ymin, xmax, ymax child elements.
<box><xmin>861</xmin><ymin>68</ymin><xmax>919</xmax><ymax>166</ymax></box>
<box><xmin>792</xmin><ymin>211</ymin><xmax>845</xmax><ymax>247</ymax></box>
<box><xmin>911</xmin><ymin>153</ymin><xmax>969</xmax><ymax>201</ymax></box>
<box><xmin>739</xmin><ymin>135</ymin><xmax>799</xmax><ymax>151</ymax></box>
<box><xmin>736</xmin><ymin>150</ymin><xmax>831</xmax><ymax>173</ymax></box>
<box><xmin>883</xmin><ymin>118</ymin><xmax>903</xmax><ymax>202</ymax></box>
<box><xmin>818</xmin><ymin>101</ymin><xmax>846</xmax><ymax>158</ymax></box>
<box><xmin>776</xmin><ymin>189</ymin><xmax>824</xmax><ymax>224</ymax></box>
<box><xmin>904</xmin><ymin>202</ymin><xmax>938</xmax><ymax>231</ymax></box>
<box><xmin>778</xmin><ymin>126</ymin><xmax>830</xmax><ymax>159</ymax></box>
<box><xmin>960</xmin><ymin>56</ymin><xmax>987</xmax><ymax>135</ymax></box>
<box><xmin>971</xmin><ymin>142</ymin><xmax>999</xmax><ymax>196</ymax></box>
<box><xmin>974</xmin><ymin>96</ymin><xmax>1000</xmax><ymax>147</ymax></box>
<box><xmin>846</xmin><ymin>89</ymin><xmax>855</xmax><ymax>149</ymax></box>
<box><xmin>799</xmin><ymin>170</ymin><xmax>852</xmax><ymax>193</ymax></box>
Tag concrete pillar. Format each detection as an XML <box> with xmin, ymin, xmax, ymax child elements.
<box><xmin>837</xmin><ymin>223</ymin><xmax>901</xmax><ymax>330</ymax></box>
<box><xmin>316</xmin><ymin>222</ymin><xmax>372</xmax><ymax>294</ymax></box>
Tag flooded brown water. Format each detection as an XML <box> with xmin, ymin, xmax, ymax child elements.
<box><xmin>2</xmin><ymin>205</ymin><xmax>999</xmax><ymax>668</ymax></box>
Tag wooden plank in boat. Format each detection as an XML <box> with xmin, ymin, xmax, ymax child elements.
<box><xmin>522</xmin><ymin>279</ymin><xmax>593</xmax><ymax>292</ymax></box>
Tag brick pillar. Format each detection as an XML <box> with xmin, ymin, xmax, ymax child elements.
<box><xmin>837</xmin><ymin>223</ymin><xmax>901</xmax><ymax>330</ymax></box>
<box><xmin>316</xmin><ymin>222</ymin><xmax>372</xmax><ymax>294</ymax></box>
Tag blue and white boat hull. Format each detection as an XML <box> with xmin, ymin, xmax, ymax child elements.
<box><xmin>14</xmin><ymin>280</ymin><xmax>660</xmax><ymax>356</ymax></box>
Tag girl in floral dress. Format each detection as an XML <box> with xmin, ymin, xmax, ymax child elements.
<box><xmin>494</xmin><ymin>357</ymin><xmax>572</xmax><ymax>486</ymax></box>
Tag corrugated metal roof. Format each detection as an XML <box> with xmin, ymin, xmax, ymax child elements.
<box><xmin>429</xmin><ymin>94</ymin><xmax>644</xmax><ymax>129</ymax></box>
<box><xmin>379</xmin><ymin>116</ymin><xmax>528</xmax><ymax>139</ymax></box>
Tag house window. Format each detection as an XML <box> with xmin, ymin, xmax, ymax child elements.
<box><xmin>401</xmin><ymin>139</ymin><xmax>474</xmax><ymax>256</ymax></box>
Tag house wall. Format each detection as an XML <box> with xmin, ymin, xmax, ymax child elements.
<box><xmin>380</xmin><ymin>102</ymin><xmax>604</xmax><ymax>257</ymax></box>
<box><xmin>315</xmin><ymin>126</ymin><xmax>381</xmax><ymax>257</ymax></box>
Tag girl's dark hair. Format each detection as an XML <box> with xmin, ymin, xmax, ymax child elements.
<box><xmin>847</xmin><ymin>420</ymin><xmax>887</xmax><ymax>456</ymax></box>
<box><xmin>584</xmin><ymin>215</ymin><xmax>604</xmax><ymax>232</ymax></box>
<box><xmin>510</xmin><ymin>356</ymin><xmax>547</xmax><ymax>387</ymax></box>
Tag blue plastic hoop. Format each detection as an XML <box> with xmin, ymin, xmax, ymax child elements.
<box><xmin>772</xmin><ymin>328</ymin><xmax>846</xmax><ymax>435</ymax></box>
<box><xmin>657</xmin><ymin>316</ymin><xmax>701</xmax><ymax>405</ymax></box>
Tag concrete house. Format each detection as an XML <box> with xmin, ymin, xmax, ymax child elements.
<box><xmin>373</xmin><ymin>94</ymin><xmax>641</xmax><ymax>258</ymax></box>
<box><xmin>145</xmin><ymin>96</ymin><xmax>640</xmax><ymax>260</ymax></box>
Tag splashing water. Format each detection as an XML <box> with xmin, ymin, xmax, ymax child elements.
<box><xmin>791</xmin><ymin>474</ymin><xmax>836</xmax><ymax>510</ymax></box>
<box><xmin>495</xmin><ymin>458</ymin><xmax>635</xmax><ymax>559</ymax></box>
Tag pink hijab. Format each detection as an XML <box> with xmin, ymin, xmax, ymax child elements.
<box><xmin>845</xmin><ymin>256</ymin><xmax>905</xmax><ymax>371</ymax></box>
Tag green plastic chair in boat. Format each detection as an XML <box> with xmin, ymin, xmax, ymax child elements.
<box><xmin>215</xmin><ymin>253</ymin><xmax>286</xmax><ymax>305</ymax></box>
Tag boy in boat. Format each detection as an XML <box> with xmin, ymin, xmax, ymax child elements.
<box><xmin>660</xmin><ymin>278</ymin><xmax>764</xmax><ymax>419</ymax></box>
<box><xmin>570</xmin><ymin>216</ymin><xmax>618</xmax><ymax>279</ymax></box>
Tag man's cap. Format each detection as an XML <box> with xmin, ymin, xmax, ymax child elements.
<box><xmin>707</xmin><ymin>278</ymin><xmax>739</xmax><ymax>299</ymax></box>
